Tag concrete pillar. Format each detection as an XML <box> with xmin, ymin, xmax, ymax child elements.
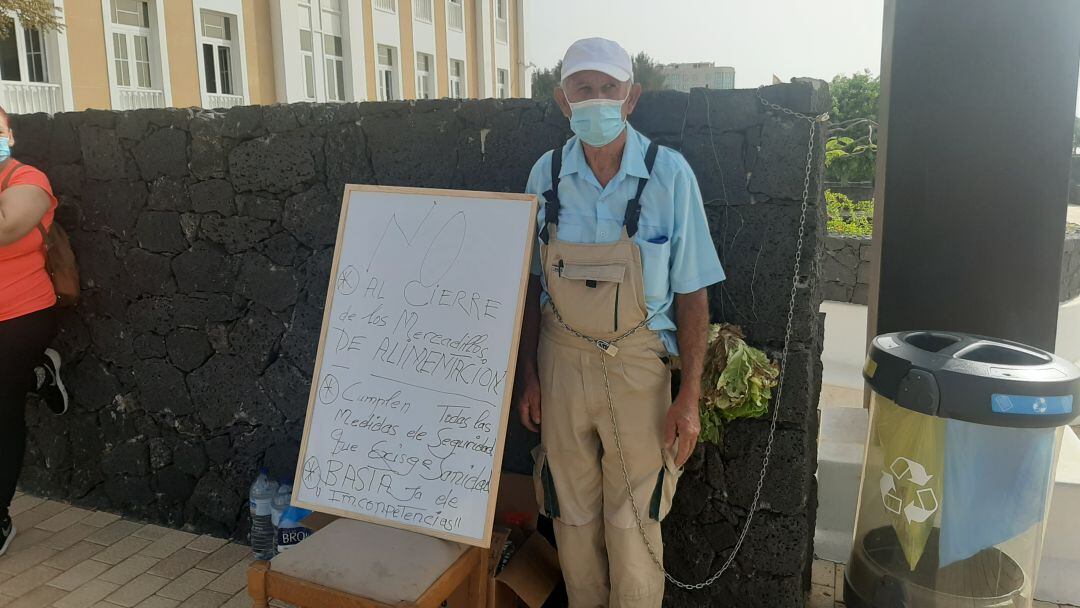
<box><xmin>868</xmin><ymin>0</ymin><xmax>1080</xmax><ymax>350</ymax></box>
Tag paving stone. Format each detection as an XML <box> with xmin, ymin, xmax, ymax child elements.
<box><xmin>105</xmin><ymin>574</ymin><xmax>170</xmax><ymax>607</ymax></box>
<box><xmin>0</xmin><ymin>545</ymin><xmax>58</xmax><ymax>576</ymax></box>
<box><xmin>194</xmin><ymin>545</ymin><xmax>248</xmax><ymax>575</ymax></box>
<box><xmin>177</xmin><ymin>589</ymin><xmax>231</xmax><ymax>608</ymax></box>
<box><xmin>812</xmin><ymin>559</ymin><xmax>835</xmax><ymax>587</ymax></box>
<box><xmin>36</xmin><ymin>508</ymin><xmax>92</xmax><ymax>532</ymax></box>
<box><xmin>134</xmin><ymin>596</ymin><xmax>180</xmax><ymax>608</ymax></box>
<box><xmin>809</xmin><ymin>583</ymin><xmax>836</xmax><ymax>608</ymax></box>
<box><xmin>54</xmin><ymin>579</ymin><xmax>120</xmax><ymax>608</ymax></box>
<box><xmin>45</xmin><ymin>523</ymin><xmax>98</xmax><ymax>551</ymax></box>
<box><xmin>43</xmin><ymin>541</ymin><xmax>106</xmax><ymax>571</ymax></box>
<box><xmin>92</xmin><ymin>536</ymin><xmax>153</xmax><ymax>566</ymax></box>
<box><xmin>141</xmin><ymin>531</ymin><xmax>198</xmax><ymax>560</ymax></box>
<box><xmin>86</xmin><ymin>521</ymin><xmax>142</xmax><ymax>546</ymax></box>
<box><xmin>47</xmin><ymin>559</ymin><xmax>111</xmax><ymax>591</ymax></box>
<box><xmin>184</xmin><ymin>536</ymin><xmax>227</xmax><ymax>555</ymax></box>
<box><xmin>5</xmin><ymin>584</ymin><xmax>67</xmax><ymax>608</ymax></box>
<box><xmin>147</xmin><ymin>549</ymin><xmax>205</xmax><ymax>580</ymax></box>
<box><xmin>99</xmin><ymin>554</ymin><xmax>160</xmax><ymax>586</ymax></box>
<box><xmin>82</xmin><ymin>512</ymin><xmax>122</xmax><ymax>528</ymax></box>
<box><xmin>131</xmin><ymin>526</ymin><xmax>172</xmax><ymax>542</ymax></box>
<box><xmin>6</xmin><ymin>527</ymin><xmax>55</xmax><ymax>553</ymax></box>
<box><xmin>156</xmin><ymin>569</ymin><xmax>217</xmax><ymax>601</ymax></box>
<box><xmin>0</xmin><ymin>563</ymin><xmax>62</xmax><ymax>598</ymax></box>
<box><xmin>219</xmin><ymin>592</ymin><xmax>249</xmax><ymax>608</ymax></box>
<box><xmin>7</xmin><ymin>495</ymin><xmax>44</xmax><ymax>517</ymax></box>
<box><xmin>204</xmin><ymin>557</ymin><xmax>249</xmax><ymax>595</ymax></box>
<box><xmin>12</xmin><ymin>507</ymin><xmax>59</xmax><ymax>533</ymax></box>
<box><xmin>835</xmin><ymin>563</ymin><xmax>846</xmax><ymax>595</ymax></box>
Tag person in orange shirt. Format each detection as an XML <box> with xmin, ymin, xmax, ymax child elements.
<box><xmin>0</xmin><ymin>105</ymin><xmax>68</xmax><ymax>556</ymax></box>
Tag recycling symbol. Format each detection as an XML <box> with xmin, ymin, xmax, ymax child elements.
<box><xmin>880</xmin><ymin>456</ymin><xmax>938</xmax><ymax>524</ymax></box>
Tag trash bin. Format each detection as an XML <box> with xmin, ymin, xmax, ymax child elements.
<box><xmin>844</xmin><ymin>331</ymin><xmax>1080</xmax><ymax>608</ymax></box>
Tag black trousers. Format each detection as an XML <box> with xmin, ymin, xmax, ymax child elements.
<box><xmin>0</xmin><ymin>307</ymin><xmax>55</xmax><ymax>519</ymax></box>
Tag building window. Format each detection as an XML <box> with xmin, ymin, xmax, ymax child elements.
<box><xmin>413</xmin><ymin>0</ymin><xmax>433</xmax><ymax>23</ymax></box>
<box><xmin>0</xmin><ymin>23</ymin><xmax>50</xmax><ymax>84</ymax></box>
<box><xmin>415</xmin><ymin>52</ymin><xmax>432</xmax><ymax>99</ymax></box>
<box><xmin>109</xmin><ymin>0</ymin><xmax>154</xmax><ymax>89</ymax></box>
<box><xmin>449</xmin><ymin>59</ymin><xmax>464</xmax><ymax>99</ymax></box>
<box><xmin>298</xmin><ymin>2</ymin><xmax>315</xmax><ymax>100</ymax></box>
<box><xmin>320</xmin><ymin>0</ymin><xmax>345</xmax><ymax>102</ymax></box>
<box><xmin>447</xmin><ymin>0</ymin><xmax>464</xmax><ymax>31</ymax></box>
<box><xmin>199</xmin><ymin>10</ymin><xmax>237</xmax><ymax>99</ymax></box>
<box><xmin>496</xmin><ymin>68</ymin><xmax>507</xmax><ymax>99</ymax></box>
<box><xmin>373</xmin><ymin>0</ymin><xmax>397</xmax><ymax>13</ymax></box>
<box><xmin>324</xmin><ymin>34</ymin><xmax>344</xmax><ymax>101</ymax></box>
<box><xmin>23</xmin><ymin>29</ymin><xmax>48</xmax><ymax>83</ymax></box>
<box><xmin>377</xmin><ymin>44</ymin><xmax>396</xmax><ymax>101</ymax></box>
<box><xmin>494</xmin><ymin>0</ymin><xmax>508</xmax><ymax>43</ymax></box>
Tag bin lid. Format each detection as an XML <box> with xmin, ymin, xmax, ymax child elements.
<box><xmin>864</xmin><ymin>331</ymin><xmax>1080</xmax><ymax>428</ymax></box>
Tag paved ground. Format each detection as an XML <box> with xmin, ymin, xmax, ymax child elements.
<box><xmin>1069</xmin><ymin>204</ymin><xmax>1079</xmax><ymax>227</ymax></box>
<box><xmin>0</xmin><ymin>492</ymin><xmax>256</xmax><ymax>608</ymax></box>
<box><xmin>811</xmin><ymin>558</ymin><xmax>1079</xmax><ymax>608</ymax></box>
<box><xmin>4</xmin><ymin>490</ymin><xmax>1076</xmax><ymax>608</ymax></box>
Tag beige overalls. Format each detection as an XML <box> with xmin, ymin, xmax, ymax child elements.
<box><xmin>532</xmin><ymin>143</ymin><xmax>681</xmax><ymax>608</ymax></box>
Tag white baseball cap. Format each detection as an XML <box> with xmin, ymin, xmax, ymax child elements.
<box><xmin>560</xmin><ymin>37</ymin><xmax>633</xmax><ymax>83</ymax></box>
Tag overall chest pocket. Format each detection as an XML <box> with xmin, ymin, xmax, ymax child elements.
<box><xmin>547</xmin><ymin>259</ymin><xmax>636</xmax><ymax>336</ymax></box>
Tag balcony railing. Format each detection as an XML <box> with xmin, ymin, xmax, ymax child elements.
<box><xmin>495</xmin><ymin>18</ymin><xmax>508</xmax><ymax>43</ymax></box>
<box><xmin>206</xmin><ymin>93</ymin><xmax>244</xmax><ymax>109</ymax></box>
<box><xmin>117</xmin><ymin>87</ymin><xmax>166</xmax><ymax>111</ymax></box>
<box><xmin>373</xmin><ymin>0</ymin><xmax>397</xmax><ymax>13</ymax></box>
<box><xmin>413</xmin><ymin>0</ymin><xmax>433</xmax><ymax>23</ymax></box>
<box><xmin>447</xmin><ymin>1</ymin><xmax>464</xmax><ymax>30</ymax></box>
<box><xmin>0</xmin><ymin>82</ymin><xmax>63</xmax><ymax>115</ymax></box>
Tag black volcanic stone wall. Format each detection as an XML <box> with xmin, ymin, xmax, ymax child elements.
<box><xmin>823</xmin><ymin>233</ymin><xmax>1080</xmax><ymax>305</ymax></box>
<box><xmin>12</xmin><ymin>83</ymin><xmax>827</xmax><ymax>608</ymax></box>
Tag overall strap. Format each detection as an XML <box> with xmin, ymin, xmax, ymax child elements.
<box><xmin>539</xmin><ymin>145</ymin><xmax>563</xmax><ymax>244</ymax></box>
<box><xmin>623</xmin><ymin>141</ymin><xmax>660</xmax><ymax>239</ymax></box>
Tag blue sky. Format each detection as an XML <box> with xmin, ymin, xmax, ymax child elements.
<box><xmin>524</xmin><ymin>0</ymin><xmax>1080</xmax><ymax>116</ymax></box>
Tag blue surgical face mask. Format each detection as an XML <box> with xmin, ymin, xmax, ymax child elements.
<box><xmin>568</xmin><ymin>88</ymin><xmax>630</xmax><ymax>147</ymax></box>
<box><xmin>0</xmin><ymin>138</ymin><xmax>10</xmax><ymax>163</ymax></box>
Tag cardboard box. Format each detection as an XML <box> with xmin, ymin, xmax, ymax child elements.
<box><xmin>486</xmin><ymin>473</ymin><xmax>561</xmax><ymax>608</ymax></box>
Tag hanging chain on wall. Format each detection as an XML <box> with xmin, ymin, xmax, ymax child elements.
<box><xmin>606</xmin><ymin>88</ymin><xmax>830</xmax><ymax>590</ymax></box>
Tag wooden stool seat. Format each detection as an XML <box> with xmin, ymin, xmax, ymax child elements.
<box><xmin>247</xmin><ymin>519</ymin><xmax>488</xmax><ymax>608</ymax></box>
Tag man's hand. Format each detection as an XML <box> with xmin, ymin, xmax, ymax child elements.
<box><xmin>517</xmin><ymin>370</ymin><xmax>542</xmax><ymax>432</ymax></box>
<box><xmin>665</xmin><ymin>390</ymin><xmax>700</xmax><ymax>467</ymax></box>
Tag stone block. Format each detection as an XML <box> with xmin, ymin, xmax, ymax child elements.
<box><xmin>228</xmin><ymin>134</ymin><xmax>316</xmax><ymax>193</ymax></box>
<box><xmin>237</xmin><ymin>253</ymin><xmax>299</xmax><ymax>312</ymax></box>
<box><xmin>82</xmin><ymin>180</ymin><xmax>148</xmax><ymax>236</ymax></box>
<box><xmin>122</xmin><ymin>248</ymin><xmax>177</xmax><ymax>296</ymax></box>
<box><xmin>200</xmin><ymin>215</ymin><xmax>271</xmax><ymax>253</ymax></box>
<box><xmin>190</xmin><ymin>179</ymin><xmax>235</xmax><ymax>216</ymax></box>
<box><xmin>134</xmin><ymin>127</ymin><xmax>189</xmax><ymax>179</ymax></box>
<box><xmin>148</xmin><ymin>176</ymin><xmax>192</xmax><ymax>212</ymax></box>
<box><xmin>282</xmin><ymin>185</ymin><xmax>337</xmax><ymax>249</ymax></box>
<box><xmin>133</xmin><ymin>359</ymin><xmax>194</xmax><ymax>416</ymax></box>
<box><xmin>172</xmin><ymin>242</ymin><xmax>240</xmax><ymax>294</ymax></box>
<box><xmin>191</xmin><ymin>472</ymin><xmax>243</xmax><ymax>526</ymax></box>
<box><xmin>237</xmin><ymin>194</ymin><xmax>281</xmax><ymax>221</ymax></box>
<box><xmin>135</xmin><ymin>211</ymin><xmax>189</xmax><ymax>254</ymax></box>
<box><xmin>190</xmin><ymin>111</ymin><xmax>226</xmax><ymax>180</ymax></box>
<box><xmin>166</xmin><ymin>328</ymin><xmax>214</xmax><ymax>373</ymax></box>
<box><xmin>79</xmin><ymin>125</ymin><xmax>127</xmax><ymax>179</ymax></box>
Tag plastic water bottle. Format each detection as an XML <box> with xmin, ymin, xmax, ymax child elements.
<box><xmin>271</xmin><ymin>482</ymin><xmax>292</xmax><ymax>529</ymax></box>
<box><xmin>249</xmin><ymin>469</ymin><xmax>277</xmax><ymax>560</ymax></box>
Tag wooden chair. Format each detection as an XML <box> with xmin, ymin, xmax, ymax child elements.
<box><xmin>247</xmin><ymin>519</ymin><xmax>489</xmax><ymax>608</ymax></box>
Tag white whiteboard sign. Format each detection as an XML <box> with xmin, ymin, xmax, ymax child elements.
<box><xmin>292</xmin><ymin>185</ymin><xmax>537</xmax><ymax>547</ymax></box>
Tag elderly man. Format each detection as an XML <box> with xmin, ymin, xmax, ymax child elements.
<box><xmin>515</xmin><ymin>38</ymin><xmax>726</xmax><ymax>608</ymax></box>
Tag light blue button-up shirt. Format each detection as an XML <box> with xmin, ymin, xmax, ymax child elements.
<box><xmin>525</xmin><ymin>125</ymin><xmax>726</xmax><ymax>354</ymax></box>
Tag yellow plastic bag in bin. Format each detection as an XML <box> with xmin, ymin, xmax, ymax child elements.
<box><xmin>872</xmin><ymin>394</ymin><xmax>945</xmax><ymax>570</ymax></box>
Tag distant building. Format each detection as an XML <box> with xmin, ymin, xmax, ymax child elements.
<box><xmin>0</xmin><ymin>0</ymin><xmax>528</xmax><ymax>114</ymax></box>
<box><xmin>658</xmin><ymin>62</ymin><xmax>734</xmax><ymax>92</ymax></box>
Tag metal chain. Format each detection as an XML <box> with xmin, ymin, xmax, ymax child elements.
<box><xmin>548</xmin><ymin>88</ymin><xmax>827</xmax><ymax>590</ymax></box>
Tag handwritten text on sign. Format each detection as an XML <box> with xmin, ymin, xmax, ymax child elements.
<box><xmin>293</xmin><ymin>186</ymin><xmax>536</xmax><ymax>545</ymax></box>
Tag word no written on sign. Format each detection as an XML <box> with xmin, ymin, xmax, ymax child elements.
<box><xmin>293</xmin><ymin>184</ymin><xmax>537</xmax><ymax>547</ymax></box>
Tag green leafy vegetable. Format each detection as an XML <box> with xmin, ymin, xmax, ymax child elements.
<box><xmin>672</xmin><ymin>324</ymin><xmax>780</xmax><ymax>446</ymax></box>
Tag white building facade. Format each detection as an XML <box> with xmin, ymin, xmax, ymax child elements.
<box><xmin>659</xmin><ymin>62</ymin><xmax>735</xmax><ymax>93</ymax></box>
